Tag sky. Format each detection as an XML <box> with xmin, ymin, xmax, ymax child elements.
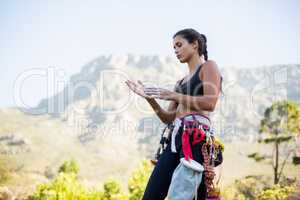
<box><xmin>0</xmin><ymin>0</ymin><xmax>299</xmax><ymax>107</ymax></box>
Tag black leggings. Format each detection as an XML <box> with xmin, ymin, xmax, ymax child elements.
<box><xmin>142</xmin><ymin>126</ymin><xmax>207</xmax><ymax>200</ymax></box>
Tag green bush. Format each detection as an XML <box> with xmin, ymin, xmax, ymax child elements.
<box><xmin>27</xmin><ymin>172</ymin><xmax>103</xmax><ymax>200</ymax></box>
<box><xmin>257</xmin><ymin>185</ymin><xmax>295</xmax><ymax>200</ymax></box>
<box><xmin>27</xmin><ymin>159</ymin><xmax>153</xmax><ymax>200</ymax></box>
<box><xmin>102</xmin><ymin>180</ymin><xmax>129</xmax><ymax>200</ymax></box>
<box><xmin>58</xmin><ymin>159</ymin><xmax>79</xmax><ymax>174</ymax></box>
<box><xmin>128</xmin><ymin>160</ymin><xmax>152</xmax><ymax>200</ymax></box>
<box><xmin>221</xmin><ymin>176</ymin><xmax>296</xmax><ymax>200</ymax></box>
<box><xmin>222</xmin><ymin>176</ymin><xmax>270</xmax><ymax>200</ymax></box>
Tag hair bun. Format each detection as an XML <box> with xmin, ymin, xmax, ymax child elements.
<box><xmin>200</xmin><ymin>34</ymin><xmax>207</xmax><ymax>43</ymax></box>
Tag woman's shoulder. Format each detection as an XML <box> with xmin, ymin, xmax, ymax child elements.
<box><xmin>203</xmin><ymin>59</ymin><xmax>218</xmax><ymax>67</ymax></box>
<box><xmin>200</xmin><ymin>60</ymin><xmax>221</xmax><ymax>79</ymax></box>
<box><xmin>202</xmin><ymin>60</ymin><xmax>220</xmax><ymax>72</ymax></box>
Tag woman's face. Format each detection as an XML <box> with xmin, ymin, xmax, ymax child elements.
<box><xmin>173</xmin><ymin>35</ymin><xmax>197</xmax><ymax>63</ymax></box>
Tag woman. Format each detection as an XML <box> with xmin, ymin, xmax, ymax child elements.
<box><xmin>125</xmin><ymin>28</ymin><xmax>222</xmax><ymax>200</ymax></box>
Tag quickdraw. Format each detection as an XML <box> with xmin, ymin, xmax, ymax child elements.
<box><xmin>151</xmin><ymin>123</ymin><xmax>174</xmax><ymax>165</ymax></box>
<box><xmin>202</xmin><ymin>141</ymin><xmax>216</xmax><ymax>194</ymax></box>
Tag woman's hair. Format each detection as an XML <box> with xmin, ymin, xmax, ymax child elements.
<box><xmin>173</xmin><ymin>28</ymin><xmax>224</xmax><ymax>95</ymax></box>
<box><xmin>173</xmin><ymin>28</ymin><xmax>208</xmax><ymax>61</ymax></box>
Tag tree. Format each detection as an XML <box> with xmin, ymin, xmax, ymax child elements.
<box><xmin>256</xmin><ymin>100</ymin><xmax>300</xmax><ymax>184</ymax></box>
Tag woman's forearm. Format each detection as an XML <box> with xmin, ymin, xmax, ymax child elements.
<box><xmin>145</xmin><ymin>98</ymin><xmax>176</xmax><ymax>124</ymax></box>
<box><xmin>174</xmin><ymin>93</ymin><xmax>217</xmax><ymax>112</ymax></box>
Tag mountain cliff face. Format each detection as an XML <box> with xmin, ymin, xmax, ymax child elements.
<box><xmin>31</xmin><ymin>54</ymin><xmax>299</xmax><ymax>146</ymax></box>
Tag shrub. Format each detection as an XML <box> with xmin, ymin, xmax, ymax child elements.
<box><xmin>27</xmin><ymin>159</ymin><xmax>153</xmax><ymax>200</ymax></box>
<box><xmin>27</xmin><ymin>172</ymin><xmax>103</xmax><ymax>200</ymax></box>
<box><xmin>58</xmin><ymin>159</ymin><xmax>79</xmax><ymax>174</ymax></box>
<box><xmin>128</xmin><ymin>160</ymin><xmax>152</xmax><ymax>200</ymax></box>
<box><xmin>257</xmin><ymin>184</ymin><xmax>295</xmax><ymax>200</ymax></box>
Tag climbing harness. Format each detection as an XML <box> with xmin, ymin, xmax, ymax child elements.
<box><xmin>151</xmin><ymin>113</ymin><xmax>224</xmax><ymax>200</ymax></box>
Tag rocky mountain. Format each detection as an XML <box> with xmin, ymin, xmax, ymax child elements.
<box><xmin>28</xmin><ymin>55</ymin><xmax>299</xmax><ymax>145</ymax></box>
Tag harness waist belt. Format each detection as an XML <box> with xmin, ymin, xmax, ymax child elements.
<box><xmin>170</xmin><ymin>114</ymin><xmax>213</xmax><ymax>153</ymax></box>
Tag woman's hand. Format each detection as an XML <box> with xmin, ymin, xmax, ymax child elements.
<box><xmin>144</xmin><ymin>87</ymin><xmax>179</xmax><ymax>101</ymax></box>
<box><xmin>125</xmin><ymin>79</ymin><xmax>154</xmax><ymax>99</ymax></box>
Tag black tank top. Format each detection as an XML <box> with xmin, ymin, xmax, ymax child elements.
<box><xmin>175</xmin><ymin>64</ymin><xmax>204</xmax><ymax>96</ymax></box>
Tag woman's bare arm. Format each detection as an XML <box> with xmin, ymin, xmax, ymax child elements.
<box><xmin>146</xmin><ymin>81</ymin><xmax>180</xmax><ymax>124</ymax></box>
<box><xmin>174</xmin><ymin>60</ymin><xmax>221</xmax><ymax>112</ymax></box>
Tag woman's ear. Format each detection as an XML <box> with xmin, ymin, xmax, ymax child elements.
<box><xmin>200</xmin><ymin>54</ymin><xmax>205</xmax><ymax>60</ymax></box>
<box><xmin>192</xmin><ymin>40</ymin><xmax>199</xmax><ymax>50</ymax></box>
